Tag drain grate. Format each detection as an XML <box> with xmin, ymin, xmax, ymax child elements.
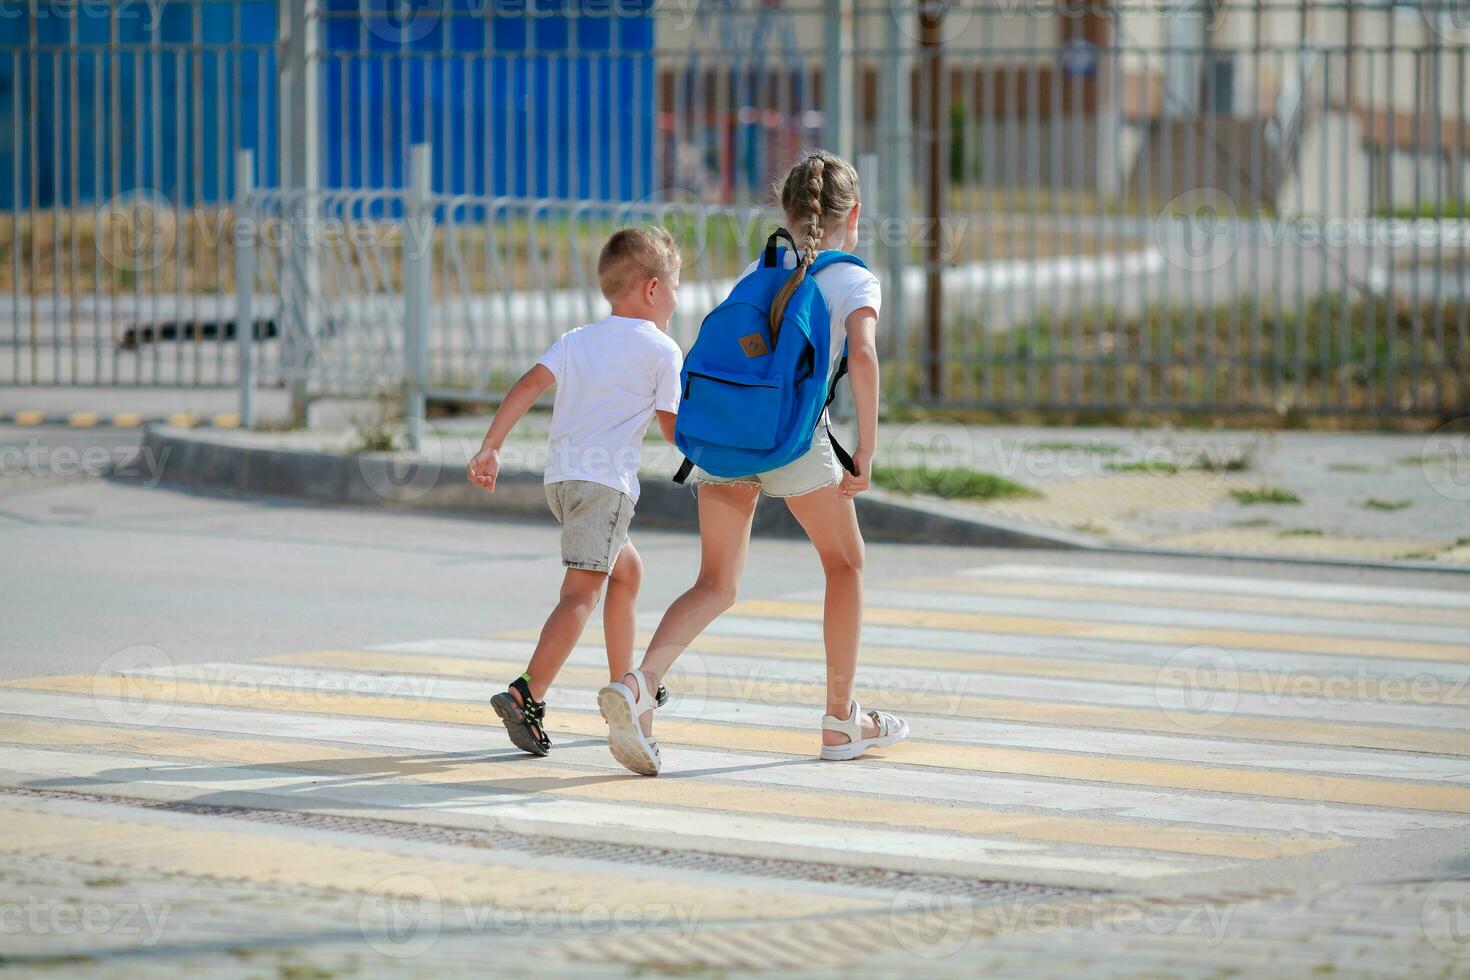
<box><xmin>2</xmin><ymin>785</ymin><xmax>1099</xmax><ymax>903</ymax></box>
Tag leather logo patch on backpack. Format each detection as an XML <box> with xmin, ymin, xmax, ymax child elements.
<box><xmin>738</xmin><ymin>332</ymin><xmax>770</xmax><ymax>358</ymax></box>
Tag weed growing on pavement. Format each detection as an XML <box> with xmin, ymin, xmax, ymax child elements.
<box><xmin>1231</xmin><ymin>487</ymin><xmax>1301</xmax><ymax>505</ymax></box>
<box><xmin>1362</xmin><ymin>498</ymin><xmax>1412</xmax><ymax>511</ymax></box>
<box><xmin>871</xmin><ymin>464</ymin><xmax>1039</xmax><ymax>501</ymax></box>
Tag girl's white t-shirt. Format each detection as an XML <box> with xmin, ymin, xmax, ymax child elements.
<box><xmin>736</xmin><ymin>249</ymin><xmax>882</xmax><ymax>380</ymax></box>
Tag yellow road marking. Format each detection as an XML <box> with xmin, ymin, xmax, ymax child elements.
<box><xmin>887</xmin><ymin>576</ymin><xmax>1470</xmax><ymax>629</ymax></box>
<box><xmin>732</xmin><ymin>600</ymin><xmax>1470</xmax><ymax>664</ymax></box>
<box><xmin>167</xmin><ymin>412</ymin><xmax>198</xmax><ymax>427</ymax></box>
<box><xmin>270</xmin><ymin>647</ymin><xmax>1470</xmax><ymax>750</ymax></box>
<box><xmin>211</xmin><ymin>412</ymin><xmax>240</xmax><ymax>429</ymax></box>
<box><xmin>14</xmin><ymin>410</ymin><xmax>43</xmax><ymax>425</ymax></box>
<box><xmin>0</xmin><ymin>718</ymin><xmax>1340</xmax><ymax>860</ymax></box>
<box><xmin>11</xmin><ymin>673</ymin><xmax>1470</xmax><ymax>811</ymax></box>
<box><xmin>494</xmin><ymin>628</ymin><xmax>1470</xmax><ymax>707</ymax></box>
<box><xmin>67</xmin><ymin>411</ymin><xmax>98</xmax><ymax>427</ymax></box>
<box><xmin>0</xmin><ymin>801</ymin><xmax>863</xmax><ymax>917</ymax></box>
<box><xmin>111</xmin><ymin>412</ymin><xmax>143</xmax><ymax>428</ymax></box>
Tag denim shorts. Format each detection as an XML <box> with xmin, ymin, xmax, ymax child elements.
<box><xmin>692</xmin><ymin>434</ymin><xmax>842</xmax><ymax>498</ymax></box>
<box><xmin>545</xmin><ymin>480</ymin><xmax>634</xmax><ymax>573</ymax></box>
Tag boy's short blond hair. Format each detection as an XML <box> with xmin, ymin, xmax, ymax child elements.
<box><xmin>597</xmin><ymin>226</ymin><xmax>681</xmax><ymax>301</ymax></box>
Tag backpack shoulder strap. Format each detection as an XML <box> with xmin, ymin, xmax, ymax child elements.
<box><xmin>807</xmin><ymin>250</ymin><xmax>868</xmax><ymax>274</ymax></box>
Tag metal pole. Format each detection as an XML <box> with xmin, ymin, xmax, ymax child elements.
<box><xmin>235</xmin><ymin>149</ymin><xmax>257</xmax><ymax>429</ymax></box>
<box><xmin>880</xmin><ymin>0</ymin><xmax>910</xmax><ymax>365</ymax></box>
<box><xmin>279</xmin><ymin>0</ymin><xmax>320</xmax><ymax>426</ymax></box>
<box><xmin>404</xmin><ymin>143</ymin><xmax>433</xmax><ymax>453</ymax></box>
<box><xmin>823</xmin><ymin>0</ymin><xmax>854</xmax><ymax>159</ymax></box>
<box><xmin>920</xmin><ymin>1</ymin><xmax>943</xmax><ymax>400</ymax></box>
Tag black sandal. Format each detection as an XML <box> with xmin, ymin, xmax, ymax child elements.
<box><xmin>490</xmin><ymin>675</ymin><xmax>552</xmax><ymax>756</ymax></box>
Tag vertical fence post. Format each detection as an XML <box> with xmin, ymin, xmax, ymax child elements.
<box><xmin>880</xmin><ymin>2</ymin><xmax>911</xmax><ymax>362</ymax></box>
<box><xmin>823</xmin><ymin>0</ymin><xmax>853</xmax><ymax>160</ymax></box>
<box><xmin>279</xmin><ymin>0</ymin><xmax>319</xmax><ymax>426</ymax></box>
<box><xmin>235</xmin><ymin>149</ymin><xmax>256</xmax><ymax>429</ymax></box>
<box><xmin>404</xmin><ymin>143</ymin><xmax>433</xmax><ymax>453</ymax></box>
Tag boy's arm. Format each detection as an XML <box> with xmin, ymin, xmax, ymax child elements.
<box><xmin>467</xmin><ymin>364</ymin><xmax>554</xmax><ymax>492</ymax></box>
<box><xmin>655</xmin><ymin>409</ymin><xmax>677</xmax><ymax>444</ymax></box>
<box><xmin>838</xmin><ymin>306</ymin><xmax>879</xmax><ymax>497</ymax></box>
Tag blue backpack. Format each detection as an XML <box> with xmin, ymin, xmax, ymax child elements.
<box><xmin>672</xmin><ymin>228</ymin><xmax>863</xmax><ymax>483</ymax></box>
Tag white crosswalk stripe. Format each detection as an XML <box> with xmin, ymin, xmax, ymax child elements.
<box><xmin>2</xmin><ymin>561</ymin><xmax>1467</xmax><ymax>903</ymax></box>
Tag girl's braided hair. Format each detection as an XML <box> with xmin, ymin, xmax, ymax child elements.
<box><xmin>768</xmin><ymin>150</ymin><xmax>859</xmax><ymax>340</ymax></box>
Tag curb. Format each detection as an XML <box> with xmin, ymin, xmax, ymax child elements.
<box><xmin>130</xmin><ymin>426</ymin><xmax>1088</xmax><ymax>551</ymax></box>
<box><xmin>2</xmin><ymin>410</ymin><xmax>242</xmax><ymax>429</ymax></box>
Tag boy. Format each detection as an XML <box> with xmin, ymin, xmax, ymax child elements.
<box><xmin>467</xmin><ymin>227</ymin><xmax>683</xmax><ymax>756</ymax></box>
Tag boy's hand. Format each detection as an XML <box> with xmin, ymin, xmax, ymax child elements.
<box><xmin>467</xmin><ymin>447</ymin><xmax>502</xmax><ymax>492</ymax></box>
<box><xmin>837</xmin><ymin>447</ymin><xmax>873</xmax><ymax>498</ymax></box>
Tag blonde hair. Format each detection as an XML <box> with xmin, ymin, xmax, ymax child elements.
<box><xmin>597</xmin><ymin>226</ymin><xmax>681</xmax><ymax>301</ymax></box>
<box><xmin>769</xmin><ymin>150</ymin><xmax>860</xmax><ymax>338</ymax></box>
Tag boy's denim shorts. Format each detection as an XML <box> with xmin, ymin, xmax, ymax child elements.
<box><xmin>545</xmin><ymin>480</ymin><xmax>634</xmax><ymax>573</ymax></box>
<box><xmin>692</xmin><ymin>435</ymin><xmax>842</xmax><ymax>498</ymax></box>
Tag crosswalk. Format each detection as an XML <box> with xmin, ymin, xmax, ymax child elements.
<box><xmin>1</xmin><ymin>561</ymin><xmax>1468</xmax><ymax>967</ymax></box>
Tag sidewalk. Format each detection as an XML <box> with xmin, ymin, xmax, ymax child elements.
<box><xmin>878</xmin><ymin>421</ymin><xmax>1470</xmax><ymax>566</ymax></box>
<box><xmin>206</xmin><ymin>411</ymin><xmax>1469</xmax><ymax>567</ymax></box>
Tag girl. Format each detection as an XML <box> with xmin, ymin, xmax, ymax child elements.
<box><xmin>597</xmin><ymin>150</ymin><xmax>909</xmax><ymax>775</ymax></box>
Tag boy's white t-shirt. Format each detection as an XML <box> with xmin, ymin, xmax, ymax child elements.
<box><xmin>536</xmin><ymin>314</ymin><xmax>683</xmax><ymax>503</ymax></box>
<box><xmin>736</xmin><ymin>250</ymin><xmax>882</xmax><ymax>380</ymax></box>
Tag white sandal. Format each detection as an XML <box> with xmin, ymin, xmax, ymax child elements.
<box><xmin>819</xmin><ymin>700</ymin><xmax>909</xmax><ymax>761</ymax></box>
<box><xmin>598</xmin><ymin>669</ymin><xmax>662</xmax><ymax>776</ymax></box>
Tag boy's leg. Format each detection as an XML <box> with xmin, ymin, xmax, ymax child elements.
<box><xmin>517</xmin><ymin>567</ymin><xmax>607</xmax><ymax>702</ymax></box>
<box><xmin>603</xmin><ymin>541</ymin><xmax>642</xmax><ymax>682</ymax></box>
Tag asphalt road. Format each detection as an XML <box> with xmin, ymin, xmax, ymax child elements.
<box><xmin>3</xmin><ymin>423</ymin><xmax>1466</xmax><ymax>682</ymax></box>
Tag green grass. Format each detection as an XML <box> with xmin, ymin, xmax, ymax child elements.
<box><xmin>916</xmin><ymin>295</ymin><xmax>1469</xmax><ymax>419</ymax></box>
<box><xmin>1107</xmin><ymin>460</ymin><xmax>1179</xmax><ymax>474</ymax></box>
<box><xmin>1328</xmin><ymin>462</ymin><xmax>1376</xmax><ymax>474</ymax></box>
<box><xmin>1230</xmin><ymin>517</ymin><xmax>1275</xmax><ymax>528</ymax></box>
<box><xmin>1280</xmin><ymin>528</ymin><xmax>1325</xmax><ymax>537</ymax></box>
<box><xmin>1363</xmin><ymin>498</ymin><xmax>1412</xmax><ymax>511</ymax></box>
<box><xmin>871</xmin><ymin>464</ymin><xmax>1039</xmax><ymax>501</ymax></box>
<box><xmin>1026</xmin><ymin>440</ymin><xmax>1124</xmax><ymax>455</ymax></box>
<box><xmin>1231</xmin><ymin>486</ymin><xmax>1301</xmax><ymax>505</ymax></box>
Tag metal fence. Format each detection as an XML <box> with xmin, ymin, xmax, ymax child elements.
<box><xmin>4</xmin><ymin>0</ymin><xmax>1468</xmax><ymax>421</ymax></box>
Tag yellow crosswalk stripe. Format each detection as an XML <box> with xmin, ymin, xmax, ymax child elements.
<box><xmin>493</xmin><ymin>628</ymin><xmax>1470</xmax><ymax>707</ymax></box>
<box><xmin>362</xmin><ymin>645</ymin><xmax>1470</xmax><ymax>755</ymax></box>
<box><xmin>0</xmin><ymin>718</ymin><xmax>1341</xmax><ymax>860</ymax></box>
<box><xmin>732</xmin><ymin>600</ymin><xmax>1470</xmax><ymax>664</ymax></box>
<box><xmin>14</xmin><ymin>410</ymin><xmax>44</xmax><ymax>425</ymax></box>
<box><xmin>111</xmin><ymin>412</ymin><xmax>143</xmax><ymax>427</ymax></box>
<box><xmin>886</xmin><ymin>575</ymin><xmax>1470</xmax><ymax>629</ymax></box>
<box><xmin>67</xmin><ymin>411</ymin><xmax>99</xmax><ymax>427</ymax></box>
<box><xmin>0</xmin><ymin>802</ymin><xmax>862</xmax><ymax>917</ymax></box>
<box><xmin>11</xmin><ymin>673</ymin><xmax>1470</xmax><ymax>811</ymax></box>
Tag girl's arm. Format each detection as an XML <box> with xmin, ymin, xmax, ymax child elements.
<box><xmin>838</xmin><ymin>306</ymin><xmax>879</xmax><ymax>497</ymax></box>
<box><xmin>467</xmin><ymin>364</ymin><xmax>555</xmax><ymax>492</ymax></box>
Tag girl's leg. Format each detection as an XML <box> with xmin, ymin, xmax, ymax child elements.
<box><xmin>602</xmin><ymin>542</ymin><xmax>643</xmax><ymax>682</ymax></box>
<box><xmin>628</xmin><ymin>482</ymin><xmax>760</xmax><ymax>732</ymax></box>
<box><xmin>782</xmin><ymin>488</ymin><xmax>881</xmax><ymax>746</ymax></box>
